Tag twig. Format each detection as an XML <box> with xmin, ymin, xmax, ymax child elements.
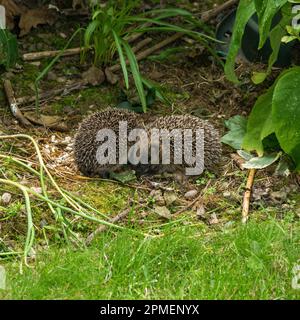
<box><xmin>132</xmin><ymin>37</ymin><xmax>153</xmax><ymax>54</ymax></box>
<box><xmin>242</xmin><ymin>169</ymin><xmax>256</xmax><ymax>223</ymax></box>
<box><xmin>3</xmin><ymin>80</ymin><xmax>31</xmax><ymax>126</ymax></box>
<box><xmin>86</xmin><ymin>203</ymin><xmax>144</xmax><ymax>244</ymax></box>
<box><xmin>109</xmin><ymin>32</ymin><xmax>183</xmax><ymax>72</ymax></box>
<box><xmin>201</xmin><ymin>0</ymin><xmax>238</xmax><ymax>21</ymax></box>
<box><xmin>22</xmin><ymin>47</ymin><xmax>84</xmax><ymax>61</ymax></box>
<box><xmin>173</xmin><ymin>180</ymin><xmax>212</xmax><ymax>216</ymax></box>
<box><xmin>16</xmin><ymin>82</ymin><xmax>86</xmax><ymax>106</ymax></box>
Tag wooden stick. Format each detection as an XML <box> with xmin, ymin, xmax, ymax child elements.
<box><xmin>109</xmin><ymin>32</ymin><xmax>183</xmax><ymax>72</ymax></box>
<box><xmin>86</xmin><ymin>204</ymin><xmax>143</xmax><ymax>244</ymax></box>
<box><xmin>16</xmin><ymin>82</ymin><xmax>86</xmax><ymax>106</ymax></box>
<box><xmin>201</xmin><ymin>0</ymin><xmax>238</xmax><ymax>22</ymax></box>
<box><xmin>22</xmin><ymin>47</ymin><xmax>84</xmax><ymax>61</ymax></box>
<box><xmin>242</xmin><ymin>169</ymin><xmax>256</xmax><ymax>223</ymax></box>
<box><xmin>132</xmin><ymin>37</ymin><xmax>153</xmax><ymax>54</ymax></box>
<box><xmin>3</xmin><ymin>80</ymin><xmax>31</xmax><ymax>126</ymax></box>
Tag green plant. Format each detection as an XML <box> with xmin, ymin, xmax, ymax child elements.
<box><xmin>223</xmin><ymin>0</ymin><xmax>300</xmax><ymax>172</ymax></box>
<box><xmin>83</xmin><ymin>1</ymin><xmax>217</xmax><ymax>112</ymax></box>
<box><xmin>0</xmin><ymin>29</ymin><xmax>18</xmax><ymax>69</ymax></box>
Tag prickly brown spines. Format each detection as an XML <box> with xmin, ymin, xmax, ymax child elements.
<box><xmin>146</xmin><ymin>115</ymin><xmax>222</xmax><ymax>173</ymax></box>
<box><xmin>74</xmin><ymin>108</ymin><xmax>142</xmax><ymax>177</ymax></box>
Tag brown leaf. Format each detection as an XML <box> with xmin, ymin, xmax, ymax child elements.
<box><xmin>82</xmin><ymin>66</ymin><xmax>105</xmax><ymax>86</ymax></box>
<box><xmin>19</xmin><ymin>6</ymin><xmax>58</xmax><ymax>37</ymax></box>
<box><xmin>24</xmin><ymin>112</ymin><xmax>69</xmax><ymax>131</ymax></box>
<box><xmin>0</xmin><ymin>0</ymin><xmax>24</xmax><ymax>29</ymax></box>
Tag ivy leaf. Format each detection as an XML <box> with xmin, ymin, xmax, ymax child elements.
<box><xmin>272</xmin><ymin>67</ymin><xmax>300</xmax><ymax>171</ymax></box>
<box><xmin>242</xmin><ymin>152</ymin><xmax>282</xmax><ymax>169</ymax></box>
<box><xmin>221</xmin><ymin>115</ymin><xmax>247</xmax><ymax>150</ymax></box>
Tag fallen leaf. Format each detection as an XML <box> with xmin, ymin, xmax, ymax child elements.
<box><xmin>24</xmin><ymin>112</ymin><xmax>69</xmax><ymax>131</ymax></box>
<box><xmin>154</xmin><ymin>205</ymin><xmax>172</xmax><ymax>220</ymax></box>
<box><xmin>19</xmin><ymin>6</ymin><xmax>58</xmax><ymax>37</ymax></box>
<box><xmin>163</xmin><ymin>191</ymin><xmax>177</xmax><ymax>206</ymax></box>
<box><xmin>0</xmin><ymin>0</ymin><xmax>24</xmax><ymax>30</ymax></box>
<box><xmin>82</xmin><ymin>66</ymin><xmax>105</xmax><ymax>86</ymax></box>
<box><xmin>209</xmin><ymin>213</ymin><xmax>219</xmax><ymax>225</ymax></box>
<box><xmin>1</xmin><ymin>192</ymin><xmax>12</xmax><ymax>205</ymax></box>
<box><xmin>109</xmin><ymin>170</ymin><xmax>136</xmax><ymax>184</ymax></box>
<box><xmin>184</xmin><ymin>189</ymin><xmax>198</xmax><ymax>200</ymax></box>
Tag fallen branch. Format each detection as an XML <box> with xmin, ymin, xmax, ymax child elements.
<box><xmin>242</xmin><ymin>169</ymin><xmax>256</xmax><ymax>223</ymax></box>
<box><xmin>16</xmin><ymin>82</ymin><xmax>87</xmax><ymax>106</ymax></box>
<box><xmin>132</xmin><ymin>37</ymin><xmax>153</xmax><ymax>54</ymax></box>
<box><xmin>22</xmin><ymin>47</ymin><xmax>84</xmax><ymax>62</ymax></box>
<box><xmin>86</xmin><ymin>203</ymin><xmax>144</xmax><ymax>244</ymax></box>
<box><xmin>3</xmin><ymin>80</ymin><xmax>31</xmax><ymax>126</ymax></box>
<box><xmin>201</xmin><ymin>0</ymin><xmax>238</xmax><ymax>21</ymax></box>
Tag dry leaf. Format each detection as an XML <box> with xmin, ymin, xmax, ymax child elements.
<box><xmin>82</xmin><ymin>66</ymin><xmax>105</xmax><ymax>86</ymax></box>
<box><xmin>0</xmin><ymin>0</ymin><xmax>24</xmax><ymax>29</ymax></box>
<box><xmin>154</xmin><ymin>205</ymin><xmax>172</xmax><ymax>220</ymax></box>
<box><xmin>24</xmin><ymin>112</ymin><xmax>69</xmax><ymax>131</ymax></box>
<box><xmin>19</xmin><ymin>6</ymin><xmax>58</xmax><ymax>37</ymax></box>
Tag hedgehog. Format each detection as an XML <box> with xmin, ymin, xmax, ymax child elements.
<box><xmin>74</xmin><ymin>108</ymin><xmax>145</xmax><ymax>177</ymax></box>
<box><xmin>137</xmin><ymin>115</ymin><xmax>222</xmax><ymax>176</ymax></box>
<box><xmin>74</xmin><ymin>110</ymin><xmax>221</xmax><ymax>178</ymax></box>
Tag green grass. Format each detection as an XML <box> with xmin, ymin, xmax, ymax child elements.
<box><xmin>1</xmin><ymin>217</ymin><xmax>300</xmax><ymax>300</ymax></box>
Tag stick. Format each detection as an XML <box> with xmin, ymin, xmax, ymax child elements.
<box><xmin>132</xmin><ymin>37</ymin><xmax>153</xmax><ymax>54</ymax></box>
<box><xmin>86</xmin><ymin>204</ymin><xmax>143</xmax><ymax>244</ymax></box>
<box><xmin>109</xmin><ymin>32</ymin><xmax>183</xmax><ymax>72</ymax></box>
<box><xmin>242</xmin><ymin>169</ymin><xmax>256</xmax><ymax>223</ymax></box>
<box><xmin>201</xmin><ymin>0</ymin><xmax>238</xmax><ymax>21</ymax></box>
<box><xmin>16</xmin><ymin>82</ymin><xmax>86</xmax><ymax>106</ymax></box>
<box><xmin>22</xmin><ymin>47</ymin><xmax>84</xmax><ymax>61</ymax></box>
<box><xmin>3</xmin><ymin>80</ymin><xmax>31</xmax><ymax>126</ymax></box>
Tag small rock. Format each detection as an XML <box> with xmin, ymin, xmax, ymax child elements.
<box><xmin>184</xmin><ymin>189</ymin><xmax>198</xmax><ymax>200</ymax></box>
<box><xmin>163</xmin><ymin>191</ymin><xmax>177</xmax><ymax>206</ymax></box>
<box><xmin>82</xmin><ymin>65</ymin><xmax>105</xmax><ymax>86</ymax></box>
<box><xmin>223</xmin><ymin>191</ymin><xmax>231</xmax><ymax>198</ymax></box>
<box><xmin>31</xmin><ymin>187</ymin><xmax>42</xmax><ymax>194</ymax></box>
<box><xmin>47</xmin><ymin>71</ymin><xmax>57</xmax><ymax>81</ymax></box>
<box><xmin>1</xmin><ymin>193</ymin><xmax>12</xmax><ymax>205</ymax></box>
<box><xmin>154</xmin><ymin>205</ymin><xmax>172</xmax><ymax>220</ymax></box>
<box><xmin>209</xmin><ymin>213</ymin><xmax>219</xmax><ymax>225</ymax></box>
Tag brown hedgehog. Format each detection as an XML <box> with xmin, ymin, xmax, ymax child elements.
<box><xmin>138</xmin><ymin>114</ymin><xmax>222</xmax><ymax>175</ymax></box>
<box><xmin>74</xmin><ymin>110</ymin><xmax>221</xmax><ymax>178</ymax></box>
<box><xmin>74</xmin><ymin>108</ymin><xmax>145</xmax><ymax>177</ymax></box>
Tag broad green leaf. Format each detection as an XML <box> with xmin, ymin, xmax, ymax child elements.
<box><xmin>243</xmin><ymin>85</ymin><xmax>275</xmax><ymax>156</ymax></box>
<box><xmin>272</xmin><ymin>67</ymin><xmax>300</xmax><ymax>170</ymax></box>
<box><xmin>243</xmin><ymin>152</ymin><xmax>282</xmax><ymax>169</ymax></box>
<box><xmin>224</xmin><ymin>0</ymin><xmax>256</xmax><ymax>83</ymax></box>
<box><xmin>254</xmin><ymin>0</ymin><xmax>288</xmax><ymax>48</ymax></box>
<box><xmin>251</xmin><ymin>72</ymin><xmax>267</xmax><ymax>84</ymax></box>
<box><xmin>221</xmin><ymin>115</ymin><xmax>247</xmax><ymax>150</ymax></box>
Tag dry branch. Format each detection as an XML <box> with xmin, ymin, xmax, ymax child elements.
<box><xmin>22</xmin><ymin>47</ymin><xmax>84</xmax><ymax>61</ymax></box>
<box><xmin>242</xmin><ymin>169</ymin><xmax>256</xmax><ymax>223</ymax></box>
<box><xmin>3</xmin><ymin>80</ymin><xmax>31</xmax><ymax>126</ymax></box>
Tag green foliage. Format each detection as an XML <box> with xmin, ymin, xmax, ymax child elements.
<box><xmin>223</xmin><ymin>1</ymin><xmax>300</xmax><ymax>172</ymax></box>
<box><xmin>0</xmin><ymin>29</ymin><xmax>18</xmax><ymax>69</ymax></box>
<box><xmin>83</xmin><ymin>1</ymin><xmax>216</xmax><ymax>112</ymax></box>
<box><xmin>221</xmin><ymin>115</ymin><xmax>247</xmax><ymax>150</ymax></box>
<box><xmin>2</xmin><ymin>219</ymin><xmax>300</xmax><ymax>299</ymax></box>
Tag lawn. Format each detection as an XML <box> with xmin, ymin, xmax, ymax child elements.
<box><xmin>1</xmin><ymin>217</ymin><xmax>299</xmax><ymax>300</ymax></box>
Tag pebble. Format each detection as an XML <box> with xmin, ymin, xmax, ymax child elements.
<box><xmin>1</xmin><ymin>193</ymin><xmax>12</xmax><ymax>205</ymax></box>
<box><xmin>184</xmin><ymin>189</ymin><xmax>198</xmax><ymax>200</ymax></box>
